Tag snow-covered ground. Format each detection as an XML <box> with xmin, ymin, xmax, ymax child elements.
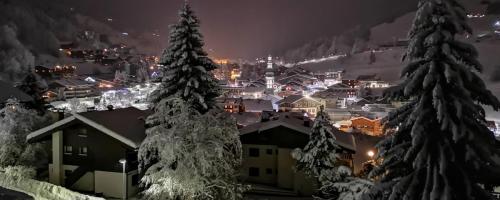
<box><xmin>0</xmin><ymin>172</ymin><xmax>103</xmax><ymax>200</ymax></box>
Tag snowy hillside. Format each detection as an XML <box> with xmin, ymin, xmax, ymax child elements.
<box><xmin>298</xmin><ymin>4</ymin><xmax>500</xmax><ymax>93</ymax></box>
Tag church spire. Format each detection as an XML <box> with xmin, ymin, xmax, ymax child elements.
<box><xmin>266</xmin><ymin>55</ymin><xmax>275</xmax><ymax>91</ymax></box>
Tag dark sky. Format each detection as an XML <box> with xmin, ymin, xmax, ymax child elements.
<box><xmin>63</xmin><ymin>0</ymin><xmax>418</xmax><ymax>59</ymax></box>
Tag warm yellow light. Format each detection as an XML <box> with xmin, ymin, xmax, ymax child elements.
<box><xmin>367</xmin><ymin>150</ymin><xmax>375</xmax><ymax>158</ymax></box>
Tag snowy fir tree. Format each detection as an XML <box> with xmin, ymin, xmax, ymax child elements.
<box><xmin>320</xmin><ymin>166</ymin><xmax>373</xmax><ymax>200</ymax></box>
<box><xmin>365</xmin><ymin>0</ymin><xmax>500</xmax><ymax>200</ymax></box>
<box><xmin>139</xmin><ymin>99</ymin><xmax>245</xmax><ymax>200</ymax></box>
<box><xmin>0</xmin><ymin>99</ymin><xmax>49</xmax><ymax>168</ymax></box>
<box><xmin>17</xmin><ymin>72</ymin><xmax>48</xmax><ymax>113</ymax></box>
<box><xmin>138</xmin><ymin>3</ymin><xmax>245</xmax><ymax>200</ymax></box>
<box><xmin>151</xmin><ymin>2</ymin><xmax>219</xmax><ymax>114</ymax></box>
<box><xmin>292</xmin><ymin>106</ymin><xmax>343</xmax><ymax>192</ymax></box>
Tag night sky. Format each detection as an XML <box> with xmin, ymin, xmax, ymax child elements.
<box><xmin>63</xmin><ymin>0</ymin><xmax>419</xmax><ymax>58</ymax></box>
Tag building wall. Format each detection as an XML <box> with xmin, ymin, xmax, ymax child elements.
<box><xmin>239</xmin><ymin>144</ymin><xmax>316</xmax><ymax>196</ymax></box>
<box><xmin>95</xmin><ymin>171</ymin><xmax>124</xmax><ymax>198</ymax></box>
<box><xmin>241</xmin><ymin>144</ymin><xmax>278</xmax><ymax>185</ymax></box>
<box><xmin>61</xmin><ymin>124</ymin><xmax>130</xmax><ymax>173</ymax></box>
<box><xmin>49</xmin><ymin>164</ymin><xmax>137</xmax><ymax>199</ymax></box>
<box><xmin>276</xmin><ymin>148</ymin><xmax>294</xmax><ymax>190</ymax></box>
<box><xmin>46</xmin><ymin>123</ymin><xmax>140</xmax><ymax>198</ymax></box>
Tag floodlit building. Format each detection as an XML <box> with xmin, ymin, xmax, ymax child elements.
<box><xmin>50</xmin><ymin>79</ymin><xmax>96</xmax><ymax>100</ymax></box>
<box><xmin>277</xmin><ymin>95</ymin><xmax>325</xmax><ymax>117</ymax></box>
<box><xmin>350</xmin><ymin>117</ymin><xmax>384</xmax><ymax>136</ymax></box>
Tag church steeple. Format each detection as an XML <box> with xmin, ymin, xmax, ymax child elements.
<box><xmin>265</xmin><ymin>55</ymin><xmax>275</xmax><ymax>91</ymax></box>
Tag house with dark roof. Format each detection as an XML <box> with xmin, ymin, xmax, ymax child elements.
<box><xmin>313</xmin><ymin>83</ymin><xmax>359</xmax><ymax>108</ymax></box>
<box><xmin>27</xmin><ymin>108</ymin><xmax>149</xmax><ymax>199</ymax></box>
<box><xmin>277</xmin><ymin>95</ymin><xmax>325</xmax><ymax>117</ymax></box>
<box><xmin>239</xmin><ymin>112</ymin><xmax>356</xmax><ymax>196</ymax></box>
<box><xmin>217</xmin><ymin>98</ymin><xmax>274</xmax><ymax>113</ymax></box>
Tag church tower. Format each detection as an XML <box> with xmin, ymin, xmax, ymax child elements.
<box><xmin>265</xmin><ymin>55</ymin><xmax>275</xmax><ymax>91</ymax></box>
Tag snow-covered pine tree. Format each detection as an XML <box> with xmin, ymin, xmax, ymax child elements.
<box><xmin>292</xmin><ymin>106</ymin><xmax>342</xmax><ymax>185</ymax></box>
<box><xmin>138</xmin><ymin>3</ymin><xmax>245</xmax><ymax>200</ymax></box>
<box><xmin>17</xmin><ymin>72</ymin><xmax>48</xmax><ymax>113</ymax></box>
<box><xmin>150</xmin><ymin>2</ymin><xmax>219</xmax><ymax>114</ymax></box>
<box><xmin>0</xmin><ymin>99</ymin><xmax>49</xmax><ymax>168</ymax></box>
<box><xmin>320</xmin><ymin>166</ymin><xmax>373</xmax><ymax>200</ymax></box>
<box><xmin>139</xmin><ymin>99</ymin><xmax>245</xmax><ymax>200</ymax></box>
<box><xmin>365</xmin><ymin>1</ymin><xmax>500</xmax><ymax>200</ymax></box>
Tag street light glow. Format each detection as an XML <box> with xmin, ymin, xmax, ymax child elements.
<box><xmin>367</xmin><ymin>150</ymin><xmax>375</xmax><ymax>158</ymax></box>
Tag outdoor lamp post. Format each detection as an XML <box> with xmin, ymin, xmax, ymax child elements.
<box><xmin>119</xmin><ymin>159</ymin><xmax>127</xmax><ymax>200</ymax></box>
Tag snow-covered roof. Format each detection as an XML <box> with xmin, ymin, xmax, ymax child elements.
<box><xmin>277</xmin><ymin>95</ymin><xmax>322</xmax><ymax>105</ymax></box>
<box><xmin>243</xmin><ymin>86</ymin><xmax>266</xmax><ymax>93</ymax></box>
<box><xmin>243</xmin><ymin>99</ymin><xmax>274</xmax><ymax>112</ymax></box>
<box><xmin>239</xmin><ymin>112</ymin><xmax>356</xmax><ymax>151</ymax></box>
<box><xmin>27</xmin><ymin>108</ymin><xmax>149</xmax><ymax>148</ymax></box>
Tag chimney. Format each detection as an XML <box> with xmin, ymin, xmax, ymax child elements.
<box><xmin>261</xmin><ymin>111</ymin><xmax>272</xmax><ymax>122</ymax></box>
<box><xmin>58</xmin><ymin>110</ymin><xmax>65</xmax><ymax>120</ymax></box>
<box><xmin>303</xmin><ymin>113</ymin><xmax>311</xmax><ymax>127</ymax></box>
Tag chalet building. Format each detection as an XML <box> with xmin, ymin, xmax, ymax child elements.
<box><xmin>325</xmin><ymin>109</ymin><xmax>353</xmax><ymax>122</ymax></box>
<box><xmin>313</xmin><ymin>83</ymin><xmax>359</xmax><ymax>109</ymax></box>
<box><xmin>242</xmin><ymin>86</ymin><xmax>266</xmax><ymax>99</ymax></box>
<box><xmin>218</xmin><ymin>98</ymin><xmax>245</xmax><ymax>113</ymax></box>
<box><xmin>277</xmin><ymin>95</ymin><xmax>325</xmax><ymax>117</ymax></box>
<box><xmin>350</xmin><ymin>117</ymin><xmax>384</xmax><ymax>136</ymax></box>
<box><xmin>239</xmin><ymin>112</ymin><xmax>356</xmax><ymax>196</ymax></box>
<box><xmin>27</xmin><ymin>108</ymin><xmax>148</xmax><ymax>199</ymax></box>
<box><xmin>218</xmin><ymin>98</ymin><xmax>274</xmax><ymax>113</ymax></box>
<box><xmin>49</xmin><ymin>79</ymin><xmax>96</xmax><ymax>100</ymax></box>
<box><xmin>356</xmin><ymin>74</ymin><xmax>390</xmax><ymax>88</ymax></box>
<box><xmin>314</xmin><ymin>70</ymin><xmax>344</xmax><ymax>87</ymax></box>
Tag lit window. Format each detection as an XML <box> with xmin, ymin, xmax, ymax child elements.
<box><xmin>79</xmin><ymin>147</ymin><xmax>88</xmax><ymax>156</ymax></box>
<box><xmin>64</xmin><ymin>146</ymin><xmax>73</xmax><ymax>154</ymax></box>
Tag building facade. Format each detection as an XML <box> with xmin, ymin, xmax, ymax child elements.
<box><xmin>27</xmin><ymin>108</ymin><xmax>148</xmax><ymax>199</ymax></box>
<box><xmin>277</xmin><ymin>95</ymin><xmax>326</xmax><ymax>117</ymax></box>
<box><xmin>239</xmin><ymin>112</ymin><xmax>356</xmax><ymax>196</ymax></box>
<box><xmin>350</xmin><ymin>117</ymin><xmax>384</xmax><ymax>136</ymax></box>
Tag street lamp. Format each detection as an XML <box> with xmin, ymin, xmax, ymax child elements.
<box><xmin>367</xmin><ymin>150</ymin><xmax>375</xmax><ymax>158</ymax></box>
<box><xmin>119</xmin><ymin>159</ymin><xmax>127</xmax><ymax>200</ymax></box>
